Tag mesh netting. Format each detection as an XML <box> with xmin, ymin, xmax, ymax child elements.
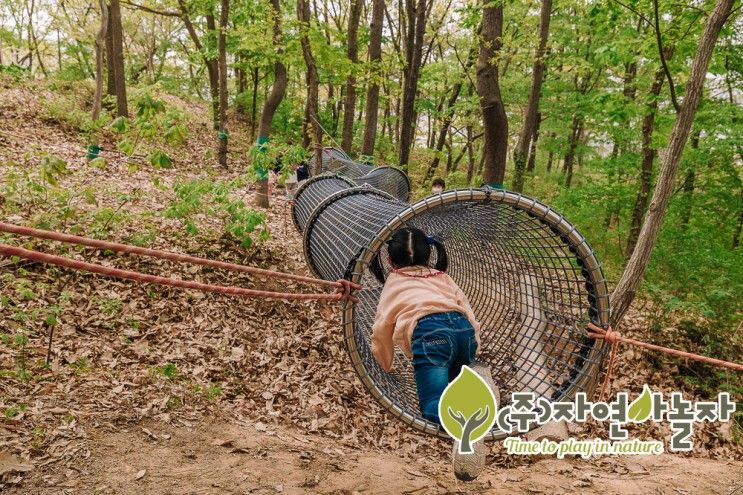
<box><xmin>308</xmin><ymin>147</ymin><xmax>410</xmax><ymax>201</ymax></box>
<box><xmin>317</xmin><ymin>147</ymin><xmax>374</xmax><ymax>178</ymax></box>
<box><xmin>303</xmin><ymin>186</ymin><xmax>406</xmax><ymax>280</ymax></box>
<box><xmin>292</xmin><ymin>174</ymin><xmax>356</xmax><ymax>232</ymax></box>
<box><xmin>355</xmin><ymin>166</ymin><xmax>411</xmax><ymax>202</ymax></box>
<box><xmin>301</xmin><ymin>186</ymin><xmax>610</xmax><ymax>440</ymax></box>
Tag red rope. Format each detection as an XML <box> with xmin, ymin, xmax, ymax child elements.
<box><xmin>0</xmin><ymin>243</ymin><xmax>359</xmax><ymax>303</ymax></box>
<box><xmin>0</xmin><ymin>222</ymin><xmax>360</xmax><ymax>291</ymax></box>
<box><xmin>587</xmin><ymin>322</ymin><xmax>743</xmax><ymax>401</ymax></box>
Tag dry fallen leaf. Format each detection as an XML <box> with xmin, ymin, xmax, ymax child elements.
<box><xmin>0</xmin><ymin>451</ymin><xmax>34</xmax><ymax>476</ymax></box>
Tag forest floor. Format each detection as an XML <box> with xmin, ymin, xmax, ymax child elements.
<box><xmin>0</xmin><ymin>78</ymin><xmax>742</xmax><ymax>494</ymax></box>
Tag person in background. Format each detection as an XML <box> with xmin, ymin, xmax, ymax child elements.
<box><xmin>431</xmin><ymin>178</ymin><xmax>445</xmax><ymax>194</ymax></box>
<box><xmin>296</xmin><ymin>162</ymin><xmax>309</xmax><ymax>182</ymax></box>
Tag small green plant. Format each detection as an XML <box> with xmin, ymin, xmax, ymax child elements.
<box><xmin>166</xmin><ymin>178</ymin><xmax>269</xmax><ymax>248</ymax></box>
<box><xmin>110</xmin><ymin>93</ymin><xmax>187</xmax><ymax>168</ymax></box>
<box><xmin>70</xmin><ymin>357</ymin><xmax>90</xmax><ymax>373</ymax></box>
<box><xmin>205</xmin><ymin>383</ymin><xmax>222</xmax><ymax>401</ymax></box>
<box><xmin>166</xmin><ymin>396</ymin><xmax>183</xmax><ymax>410</ymax></box>
<box><xmin>156</xmin><ymin>362</ymin><xmax>179</xmax><ymax>379</ymax></box>
<box><xmin>4</xmin><ymin>403</ymin><xmax>27</xmax><ymax>418</ymax></box>
<box><xmin>98</xmin><ymin>296</ymin><xmax>123</xmax><ymax>317</ymax></box>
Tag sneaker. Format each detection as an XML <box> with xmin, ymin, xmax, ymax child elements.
<box><xmin>452</xmin><ymin>438</ymin><xmax>487</xmax><ymax>481</ymax></box>
<box><xmin>451</xmin><ymin>361</ymin><xmax>498</xmax><ymax>481</ymax></box>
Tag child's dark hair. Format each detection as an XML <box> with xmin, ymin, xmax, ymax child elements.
<box><xmin>369</xmin><ymin>227</ymin><xmax>448</xmax><ymax>284</ymax></box>
<box><xmin>432</xmin><ymin>178</ymin><xmax>445</xmax><ymax>188</ymax></box>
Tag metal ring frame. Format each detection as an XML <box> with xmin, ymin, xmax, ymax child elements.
<box><xmin>294</xmin><ymin>175</ymin><xmax>610</xmax><ymax>440</ymax></box>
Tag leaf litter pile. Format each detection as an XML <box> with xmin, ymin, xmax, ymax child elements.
<box><xmin>0</xmin><ymin>79</ymin><xmax>741</xmax><ymax>493</ymax></box>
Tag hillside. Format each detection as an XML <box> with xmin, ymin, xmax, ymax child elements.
<box><xmin>0</xmin><ymin>78</ymin><xmax>741</xmax><ymax>494</ymax></box>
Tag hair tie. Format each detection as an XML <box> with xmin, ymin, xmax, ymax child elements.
<box><xmin>426</xmin><ymin>235</ymin><xmax>435</xmax><ymax>246</ymax></box>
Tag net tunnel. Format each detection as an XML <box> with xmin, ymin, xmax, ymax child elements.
<box><xmin>306</xmin><ymin>147</ymin><xmax>411</xmax><ymax>201</ymax></box>
<box><xmin>292</xmin><ymin>170</ymin><xmax>610</xmax><ymax>440</ymax></box>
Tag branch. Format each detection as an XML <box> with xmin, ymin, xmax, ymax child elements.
<box><xmin>654</xmin><ymin>0</ymin><xmax>680</xmax><ymax>113</ymax></box>
<box><xmin>120</xmin><ymin>0</ymin><xmax>181</xmax><ymax>17</ymax></box>
<box><xmin>609</xmin><ymin>0</ymin><xmax>653</xmax><ymax>27</ymax></box>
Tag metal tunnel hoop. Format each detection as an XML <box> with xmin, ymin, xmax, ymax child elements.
<box><xmin>302</xmin><ymin>185</ymin><xmax>399</xmax><ymax>280</ymax></box>
<box><xmin>292</xmin><ymin>173</ymin><xmax>357</xmax><ymax>232</ymax></box>
<box><xmin>353</xmin><ymin>166</ymin><xmax>412</xmax><ymax>202</ymax></box>
<box><xmin>342</xmin><ymin>188</ymin><xmax>611</xmax><ymax>441</ymax></box>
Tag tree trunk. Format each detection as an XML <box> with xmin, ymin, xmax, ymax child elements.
<box><xmin>562</xmin><ymin>114</ymin><xmax>582</xmax><ymax>188</ymax></box>
<box><xmin>512</xmin><ymin>0</ymin><xmax>551</xmax><ymax>192</ymax></box>
<box><xmin>341</xmin><ymin>0</ymin><xmax>363</xmax><ymax>154</ymax></box>
<box><xmin>108</xmin><ymin>0</ymin><xmax>128</xmax><ymax>117</ymax></box>
<box><xmin>546</xmin><ymin>133</ymin><xmax>555</xmax><ymax>172</ymax></box>
<box><xmin>217</xmin><ymin>0</ymin><xmax>229</xmax><ymax>167</ymax></box>
<box><xmin>106</xmin><ymin>9</ymin><xmax>116</xmax><ymax>97</ymax></box>
<box><xmin>679</xmin><ymin>130</ymin><xmax>700</xmax><ymax>230</ymax></box>
<box><xmin>476</xmin><ymin>0</ymin><xmax>508</xmax><ymax>187</ymax></box>
<box><xmin>610</xmin><ymin>0</ymin><xmax>734</xmax><ymax>327</ymax></box>
<box><xmin>526</xmin><ymin>113</ymin><xmax>541</xmax><ymax>173</ymax></box>
<box><xmin>257</xmin><ymin>0</ymin><xmax>287</xmax><ymax>139</ymax></box>
<box><xmin>398</xmin><ymin>0</ymin><xmax>427</xmax><ymax>168</ymax></box>
<box><xmin>251</xmin><ymin>67</ymin><xmax>259</xmax><ymax>139</ymax></box>
<box><xmin>93</xmin><ymin>0</ymin><xmax>109</xmax><ymax>121</ymax></box>
<box><xmin>466</xmin><ymin>124</ymin><xmax>475</xmax><ymax>183</ymax></box>
<box><xmin>298</xmin><ymin>0</ymin><xmax>323</xmax><ymax>174</ymax></box>
<box><xmin>206</xmin><ymin>13</ymin><xmax>220</xmax><ymax>130</ymax></box>
<box><xmin>625</xmin><ymin>68</ymin><xmax>665</xmax><ymax>258</ymax></box>
<box><xmin>255</xmin><ymin>0</ymin><xmax>288</xmax><ymax>208</ymax></box>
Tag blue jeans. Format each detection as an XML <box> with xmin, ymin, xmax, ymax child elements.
<box><xmin>411</xmin><ymin>311</ymin><xmax>478</xmax><ymax>425</ymax></box>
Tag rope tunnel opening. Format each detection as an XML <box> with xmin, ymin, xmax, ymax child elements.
<box><xmin>292</xmin><ymin>158</ymin><xmax>610</xmax><ymax>440</ymax></box>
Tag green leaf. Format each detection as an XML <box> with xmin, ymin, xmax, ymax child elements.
<box><xmin>627</xmin><ymin>385</ymin><xmax>653</xmax><ymax>422</ymax></box>
<box><xmin>110</xmin><ymin>116</ymin><xmax>129</xmax><ymax>133</ymax></box>
<box><xmin>88</xmin><ymin>157</ymin><xmax>108</xmax><ymax>169</ymax></box>
<box><xmin>40</xmin><ymin>155</ymin><xmax>68</xmax><ymax>185</ymax></box>
<box><xmin>117</xmin><ymin>139</ymin><xmax>135</xmax><ymax>156</ymax></box>
<box><xmin>165</xmin><ymin>124</ymin><xmax>187</xmax><ymax>145</ymax></box>
<box><xmin>149</xmin><ymin>150</ymin><xmax>173</xmax><ymax>169</ymax></box>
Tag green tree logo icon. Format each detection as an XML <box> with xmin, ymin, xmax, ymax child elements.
<box><xmin>439</xmin><ymin>366</ymin><xmax>498</xmax><ymax>454</ymax></box>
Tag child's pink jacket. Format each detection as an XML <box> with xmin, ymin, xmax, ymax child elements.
<box><xmin>371</xmin><ymin>266</ymin><xmax>482</xmax><ymax>372</ymax></box>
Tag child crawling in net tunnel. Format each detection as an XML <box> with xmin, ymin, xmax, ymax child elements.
<box><xmin>369</xmin><ymin>227</ymin><xmax>482</xmax><ymax>425</ymax></box>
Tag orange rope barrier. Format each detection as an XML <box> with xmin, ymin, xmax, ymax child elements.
<box><xmin>587</xmin><ymin>322</ymin><xmax>743</xmax><ymax>401</ymax></box>
<box><xmin>0</xmin><ymin>243</ymin><xmax>358</xmax><ymax>303</ymax></box>
<box><xmin>0</xmin><ymin>222</ymin><xmax>360</xmax><ymax>291</ymax></box>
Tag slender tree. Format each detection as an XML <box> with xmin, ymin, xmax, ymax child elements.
<box><xmin>298</xmin><ymin>0</ymin><xmax>322</xmax><ymax>173</ymax></box>
<box><xmin>610</xmin><ymin>0</ymin><xmax>735</xmax><ymax>326</ymax></box>
<box><xmin>476</xmin><ymin>0</ymin><xmax>508</xmax><ymax>187</ymax></box>
<box><xmin>255</xmin><ymin>0</ymin><xmax>288</xmax><ymax>208</ymax></box>
<box><xmin>361</xmin><ymin>0</ymin><xmax>385</xmax><ymax>157</ymax></box>
<box><xmin>626</xmin><ymin>66</ymin><xmax>666</xmax><ymax>258</ymax></box>
<box><xmin>92</xmin><ymin>0</ymin><xmax>109</xmax><ymax>121</ymax></box>
<box><xmin>217</xmin><ymin>0</ymin><xmax>229</xmax><ymax>167</ymax></box>
<box><xmin>341</xmin><ymin>0</ymin><xmax>363</xmax><ymax>154</ymax></box>
<box><xmin>257</xmin><ymin>0</ymin><xmax>287</xmax><ymax>140</ymax></box>
<box><xmin>398</xmin><ymin>0</ymin><xmax>428</xmax><ymax>168</ymax></box>
<box><xmin>512</xmin><ymin>0</ymin><xmax>552</xmax><ymax>192</ymax></box>
<box><xmin>108</xmin><ymin>0</ymin><xmax>128</xmax><ymax>116</ymax></box>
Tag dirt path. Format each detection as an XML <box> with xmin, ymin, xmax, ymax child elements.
<box><xmin>6</xmin><ymin>418</ymin><xmax>741</xmax><ymax>495</ymax></box>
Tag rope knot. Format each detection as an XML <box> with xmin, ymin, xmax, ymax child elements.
<box><xmin>333</xmin><ymin>279</ymin><xmax>360</xmax><ymax>303</ymax></box>
<box><xmin>604</xmin><ymin>327</ymin><xmax>621</xmax><ymax>344</ymax></box>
